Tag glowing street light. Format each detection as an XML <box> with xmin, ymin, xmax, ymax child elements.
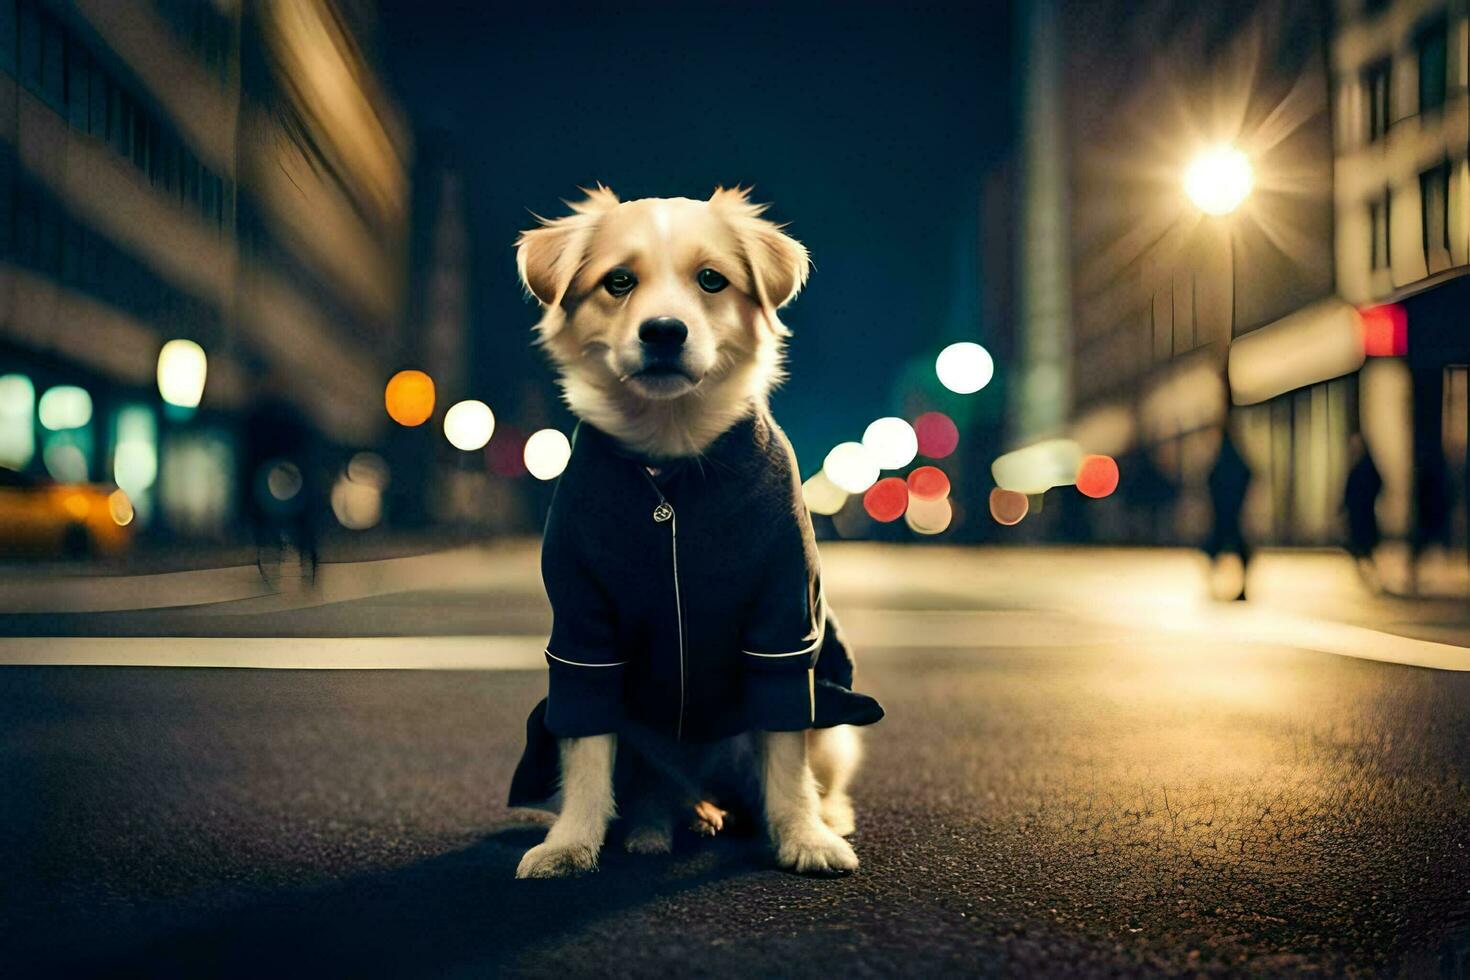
<box><xmin>1183</xmin><ymin>145</ymin><xmax>1253</xmax><ymax>216</ymax></box>
<box><xmin>524</xmin><ymin>428</ymin><xmax>572</xmax><ymax>481</ymax></box>
<box><xmin>385</xmin><ymin>370</ymin><xmax>435</xmax><ymax>427</ymax></box>
<box><xmin>861</xmin><ymin>417</ymin><xmax>918</xmax><ymax>470</ymax></box>
<box><xmin>823</xmin><ymin>441</ymin><xmax>880</xmax><ymax>494</ymax></box>
<box><xmin>156</xmin><ymin>339</ymin><xmax>208</xmax><ymax>409</ymax></box>
<box><xmin>443</xmin><ymin>399</ymin><xmax>495</xmax><ymax>451</ymax></box>
<box><xmin>935</xmin><ymin>342</ymin><xmax>994</xmax><ymax>394</ymax></box>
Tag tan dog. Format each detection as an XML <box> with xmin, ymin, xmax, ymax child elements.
<box><xmin>513</xmin><ymin>186</ymin><xmax>865</xmax><ymax>877</ymax></box>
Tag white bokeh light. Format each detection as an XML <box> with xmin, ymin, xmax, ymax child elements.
<box><xmin>524</xmin><ymin>428</ymin><xmax>572</xmax><ymax>481</ymax></box>
<box><xmin>802</xmin><ymin>470</ymin><xmax>849</xmax><ymax>516</ymax></box>
<box><xmin>443</xmin><ymin>399</ymin><xmax>495</xmax><ymax>451</ymax></box>
<box><xmin>156</xmin><ymin>339</ymin><xmax>208</xmax><ymax>409</ymax></box>
<box><xmin>935</xmin><ymin>342</ymin><xmax>995</xmax><ymax>394</ymax></box>
<box><xmin>1183</xmin><ymin>145</ymin><xmax>1253</xmax><ymax>216</ymax></box>
<box><xmin>861</xmin><ymin>417</ymin><xmax>918</xmax><ymax>470</ymax></box>
<box><xmin>38</xmin><ymin>385</ymin><xmax>92</xmax><ymax>431</ymax></box>
<box><xmin>823</xmin><ymin>441</ymin><xmax>880</xmax><ymax>494</ymax></box>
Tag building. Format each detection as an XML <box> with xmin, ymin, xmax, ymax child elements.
<box><xmin>0</xmin><ymin>0</ymin><xmax>410</xmax><ymax>540</ymax></box>
<box><xmin>1014</xmin><ymin>0</ymin><xmax>1362</xmax><ymax>546</ymax></box>
<box><xmin>1332</xmin><ymin>0</ymin><xmax>1470</xmax><ymax>553</ymax></box>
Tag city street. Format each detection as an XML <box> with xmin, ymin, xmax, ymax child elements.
<box><xmin>3</xmin><ymin>543</ymin><xmax>1470</xmax><ymax>977</ymax></box>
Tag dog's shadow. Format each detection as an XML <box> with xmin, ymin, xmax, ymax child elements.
<box><xmin>67</xmin><ymin>819</ymin><xmax>769</xmax><ymax>978</ymax></box>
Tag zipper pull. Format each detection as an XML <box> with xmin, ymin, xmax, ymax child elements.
<box><xmin>652</xmin><ymin>501</ymin><xmax>674</xmax><ymax>523</ymax></box>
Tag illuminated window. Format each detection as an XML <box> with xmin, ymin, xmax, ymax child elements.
<box><xmin>1417</xmin><ymin>19</ymin><xmax>1448</xmax><ymax>115</ymax></box>
<box><xmin>1363</xmin><ymin>59</ymin><xmax>1392</xmax><ymax>142</ymax></box>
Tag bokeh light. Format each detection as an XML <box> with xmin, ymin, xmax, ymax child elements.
<box><xmin>107</xmin><ymin>489</ymin><xmax>135</xmax><ymax>526</ymax></box>
<box><xmin>348</xmin><ymin>451</ymin><xmax>391</xmax><ymax>490</ymax></box>
<box><xmin>989</xmin><ymin>487</ymin><xmax>1029</xmax><ymax>525</ymax></box>
<box><xmin>863</xmin><ymin>477</ymin><xmax>908</xmax><ymax>522</ymax></box>
<box><xmin>267</xmin><ymin>461</ymin><xmax>304</xmax><ymax>501</ymax></box>
<box><xmin>992</xmin><ymin>438</ymin><xmax>1082</xmax><ymax>494</ymax></box>
<box><xmin>385</xmin><ymin>370</ymin><xmax>435</xmax><ymax>427</ymax></box>
<box><xmin>905</xmin><ymin>494</ymin><xmax>953</xmax><ymax>535</ymax></box>
<box><xmin>524</xmin><ymin>428</ymin><xmax>571</xmax><ymax>480</ymax></box>
<box><xmin>802</xmin><ymin>470</ymin><xmax>848</xmax><ymax>516</ymax></box>
<box><xmin>913</xmin><ymin>412</ymin><xmax>959</xmax><ymax>459</ymax></box>
<box><xmin>443</xmin><ymin>399</ymin><xmax>495</xmax><ymax>451</ymax></box>
<box><xmin>38</xmin><ymin>385</ymin><xmax>92</xmax><ymax>431</ymax></box>
<box><xmin>861</xmin><ymin>417</ymin><xmax>918</xmax><ymax>470</ymax></box>
<box><xmin>907</xmin><ymin>465</ymin><xmax>951</xmax><ymax>501</ymax></box>
<box><xmin>935</xmin><ymin>342</ymin><xmax>995</xmax><ymax>394</ymax></box>
<box><xmin>331</xmin><ymin>473</ymin><xmax>382</xmax><ymax>530</ymax></box>
<box><xmin>0</xmin><ymin>374</ymin><xmax>36</xmax><ymax>469</ymax></box>
<box><xmin>1075</xmin><ymin>454</ymin><xmax>1120</xmax><ymax>498</ymax></box>
<box><xmin>43</xmin><ymin>442</ymin><xmax>88</xmax><ymax>482</ymax></box>
<box><xmin>156</xmin><ymin>339</ymin><xmax>208</xmax><ymax>409</ymax></box>
<box><xmin>1361</xmin><ymin>303</ymin><xmax>1407</xmax><ymax>357</ymax></box>
<box><xmin>1183</xmin><ymin>144</ymin><xmax>1253</xmax><ymax>216</ymax></box>
<box><xmin>823</xmin><ymin>441</ymin><xmax>880</xmax><ymax>493</ymax></box>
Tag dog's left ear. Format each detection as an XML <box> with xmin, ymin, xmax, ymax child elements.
<box><xmin>516</xmin><ymin>185</ymin><xmax>621</xmax><ymax>336</ymax></box>
<box><xmin>710</xmin><ymin>187</ymin><xmax>810</xmax><ymax>336</ymax></box>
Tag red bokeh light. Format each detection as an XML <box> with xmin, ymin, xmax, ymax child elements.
<box><xmin>989</xmin><ymin>487</ymin><xmax>1028</xmax><ymax>525</ymax></box>
<box><xmin>907</xmin><ymin>465</ymin><xmax>951</xmax><ymax>501</ymax></box>
<box><xmin>914</xmin><ymin>412</ymin><xmax>959</xmax><ymax>458</ymax></box>
<box><xmin>863</xmin><ymin>477</ymin><xmax>909</xmax><ymax>523</ymax></box>
<box><xmin>1360</xmin><ymin>304</ymin><xmax>1407</xmax><ymax>357</ymax></box>
<box><xmin>1075</xmin><ymin>454</ymin><xmax>1119</xmax><ymax>499</ymax></box>
<box><xmin>487</xmin><ymin>426</ymin><xmax>527</xmax><ymax>477</ymax></box>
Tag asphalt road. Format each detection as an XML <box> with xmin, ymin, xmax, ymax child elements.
<box><xmin>3</xmin><ymin>547</ymin><xmax>1470</xmax><ymax>977</ymax></box>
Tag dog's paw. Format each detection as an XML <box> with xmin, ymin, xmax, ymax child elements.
<box><xmin>691</xmin><ymin>800</ymin><xmax>728</xmax><ymax>837</ymax></box>
<box><xmin>624</xmin><ymin>823</ymin><xmax>674</xmax><ymax>855</ymax></box>
<box><xmin>516</xmin><ymin>840</ymin><xmax>599</xmax><ymax>879</ymax></box>
<box><xmin>819</xmin><ymin>792</ymin><xmax>855</xmax><ymax>837</ymax></box>
<box><xmin>773</xmin><ymin>821</ymin><xmax>859</xmax><ymax>875</ymax></box>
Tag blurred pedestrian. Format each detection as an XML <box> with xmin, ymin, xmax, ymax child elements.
<box><xmin>240</xmin><ymin>378</ymin><xmax>320</xmax><ymax>584</ymax></box>
<box><xmin>1342</xmin><ymin>434</ymin><xmax>1383</xmax><ymax>593</ymax></box>
<box><xmin>1204</xmin><ymin>427</ymin><xmax>1252</xmax><ymax>601</ymax></box>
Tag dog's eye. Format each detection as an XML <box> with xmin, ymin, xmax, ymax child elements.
<box><xmin>697</xmin><ymin>268</ymin><xmax>728</xmax><ymax>293</ymax></box>
<box><xmin>603</xmin><ymin>268</ymin><xmax>636</xmax><ymax>297</ymax></box>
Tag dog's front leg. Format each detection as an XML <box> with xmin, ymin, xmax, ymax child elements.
<box><xmin>760</xmin><ymin>730</ymin><xmax>858</xmax><ymax>875</ymax></box>
<box><xmin>516</xmin><ymin>733</ymin><xmax>616</xmax><ymax>878</ymax></box>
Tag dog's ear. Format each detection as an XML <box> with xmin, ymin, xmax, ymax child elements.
<box><xmin>515</xmin><ymin>185</ymin><xmax>621</xmax><ymax>329</ymax></box>
<box><xmin>710</xmin><ymin>187</ymin><xmax>810</xmax><ymax>336</ymax></box>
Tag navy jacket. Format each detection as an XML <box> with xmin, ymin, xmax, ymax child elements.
<box><xmin>508</xmin><ymin>407</ymin><xmax>883</xmax><ymax>806</ymax></box>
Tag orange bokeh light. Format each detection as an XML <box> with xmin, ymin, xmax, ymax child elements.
<box><xmin>863</xmin><ymin>477</ymin><xmax>909</xmax><ymax>523</ymax></box>
<box><xmin>1075</xmin><ymin>454</ymin><xmax>1119</xmax><ymax>498</ymax></box>
<box><xmin>385</xmin><ymin>370</ymin><xmax>435</xmax><ymax>427</ymax></box>
<box><xmin>907</xmin><ymin>465</ymin><xmax>951</xmax><ymax>501</ymax></box>
<box><xmin>989</xmin><ymin>487</ymin><xmax>1028</xmax><ymax>525</ymax></box>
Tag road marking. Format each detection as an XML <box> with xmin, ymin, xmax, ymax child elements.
<box><xmin>0</xmin><ymin>635</ymin><xmax>549</xmax><ymax>670</ymax></box>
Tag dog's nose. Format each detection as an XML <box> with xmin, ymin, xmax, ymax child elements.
<box><xmin>638</xmin><ymin>317</ymin><xmax>688</xmax><ymax>348</ymax></box>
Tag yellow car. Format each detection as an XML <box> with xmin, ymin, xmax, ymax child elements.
<box><xmin>0</xmin><ymin>467</ymin><xmax>134</xmax><ymax>557</ymax></box>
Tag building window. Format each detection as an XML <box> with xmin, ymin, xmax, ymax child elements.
<box><xmin>1417</xmin><ymin>18</ymin><xmax>1448</xmax><ymax>115</ymax></box>
<box><xmin>1363</xmin><ymin>58</ymin><xmax>1392</xmax><ymax>141</ymax></box>
<box><xmin>1421</xmin><ymin>162</ymin><xmax>1451</xmax><ymax>267</ymax></box>
<box><xmin>1370</xmin><ymin>189</ymin><xmax>1392</xmax><ymax>270</ymax></box>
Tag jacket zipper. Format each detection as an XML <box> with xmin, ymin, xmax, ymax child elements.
<box><xmin>640</xmin><ymin>469</ymin><xmax>686</xmax><ymax>741</ymax></box>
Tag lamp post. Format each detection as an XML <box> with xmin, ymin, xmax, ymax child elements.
<box><xmin>1184</xmin><ymin>144</ymin><xmax>1254</xmax><ymax>337</ymax></box>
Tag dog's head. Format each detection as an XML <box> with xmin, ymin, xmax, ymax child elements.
<box><xmin>516</xmin><ymin>187</ymin><xmax>809</xmax><ymax>424</ymax></box>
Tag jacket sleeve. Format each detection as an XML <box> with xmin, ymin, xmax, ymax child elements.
<box><xmin>541</xmin><ymin>536</ymin><xmax>625</xmax><ymax>738</ymax></box>
<box><xmin>740</xmin><ymin>515</ymin><xmax>822</xmax><ymax>732</ymax></box>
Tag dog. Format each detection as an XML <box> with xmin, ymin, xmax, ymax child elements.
<box><xmin>508</xmin><ymin>186</ymin><xmax>882</xmax><ymax>878</ymax></box>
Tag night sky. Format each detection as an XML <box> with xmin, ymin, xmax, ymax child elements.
<box><xmin>378</xmin><ymin>0</ymin><xmax>1013</xmax><ymax>469</ymax></box>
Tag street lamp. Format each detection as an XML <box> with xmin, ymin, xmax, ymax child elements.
<box><xmin>1183</xmin><ymin>145</ymin><xmax>1253</xmax><ymax>216</ymax></box>
<box><xmin>1184</xmin><ymin>144</ymin><xmax>1253</xmax><ymax>339</ymax></box>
